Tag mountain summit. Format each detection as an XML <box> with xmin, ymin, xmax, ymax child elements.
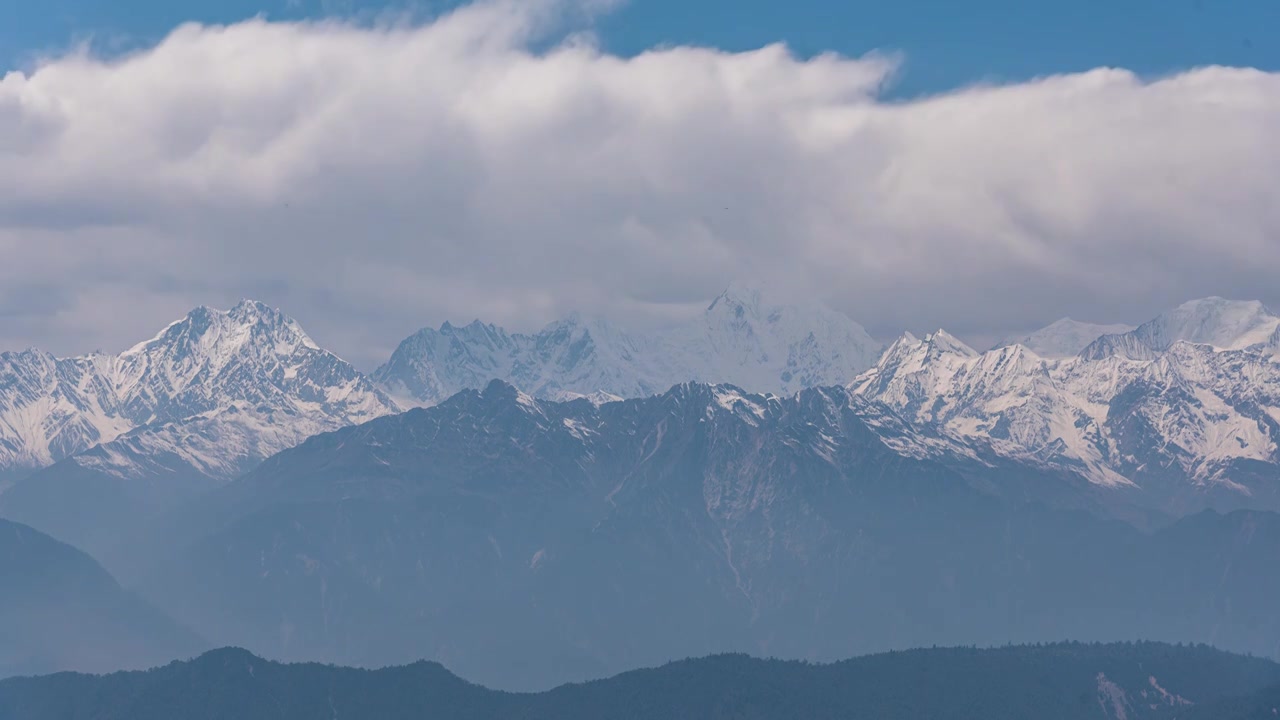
<box><xmin>373</xmin><ymin>284</ymin><xmax>882</xmax><ymax>406</ymax></box>
<box><xmin>0</xmin><ymin>300</ymin><xmax>394</xmax><ymax>475</ymax></box>
<box><xmin>1081</xmin><ymin>297</ymin><xmax>1280</xmax><ymax>360</ymax></box>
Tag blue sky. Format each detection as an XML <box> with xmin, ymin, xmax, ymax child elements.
<box><xmin>4</xmin><ymin>0</ymin><xmax>1277</xmax><ymax>96</ymax></box>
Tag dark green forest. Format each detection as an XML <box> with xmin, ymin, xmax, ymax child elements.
<box><xmin>2</xmin><ymin>641</ymin><xmax>1278</xmax><ymax>720</ymax></box>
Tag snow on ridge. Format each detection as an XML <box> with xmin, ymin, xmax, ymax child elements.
<box><xmin>0</xmin><ymin>300</ymin><xmax>398</xmax><ymax>478</ymax></box>
<box><xmin>709</xmin><ymin>386</ymin><xmax>772</xmax><ymax>426</ymax></box>
<box><xmin>551</xmin><ymin>390</ymin><xmax>625</xmax><ymax>405</ymax></box>
<box><xmin>851</xmin><ymin>306</ymin><xmax>1280</xmax><ymax>494</ymax></box>
<box><xmin>9</xmin><ymin>290</ymin><xmax>1280</xmax><ymax>511</ymax></box>
<box><xmin>924</xmin><ymin>329</ymin><xmax>979</xmax><ymax>358</ymax></box>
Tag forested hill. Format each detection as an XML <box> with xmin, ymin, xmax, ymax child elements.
<box><xmin>2</xmin><ymin>642</ymin><xmax>1278</xmax><ymax>720</ymax></box>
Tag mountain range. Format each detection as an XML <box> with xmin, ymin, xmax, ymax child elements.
<box><xmin>0</xmin><ymin>287</ymin><xmax>888</xmax><ymax>557</ymax></box>
<box><xmin>374</xmin><ymin>292</ymin><xmax>1280</xmax><ymax>516</ymax></box>
<box><xmin>5</xmin><ymin>289</ymin><xmax>1280</xmax><ymax>688</ymax></box>
<box><xmin>6</xmin><ymin>289</ymin><xmax>1280</xmax><ymax>556</ymax></box>
<box><xmin>3</xmin><ymin>642</ymin><xmax>1279</xmax><ymax>720</ymax></box>
<box><xmin>854</xmin><ymin>298</ymin><xmax>1280</xmax><ymax>516</ymax></box>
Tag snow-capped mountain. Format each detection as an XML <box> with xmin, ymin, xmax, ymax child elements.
<box><xmin>0</xmin><ymin>300</ymin><xmax>395</xmax><ymax>477</ymax></box>
<box><xmin>1081</xmin><ymin>297</ymin><xmax>1280</xmax><ymax>360</ymax></box>
<box><xmin>853</xmin><ymin>333</ymin><xmax>1131</xmax><ymax>487</ymax></box>
<box><xmin>374</xmin><ymin>284</ymin><xmax>883</xmax><ymax>406</ymax></box>
<box><xmin>0</xmin><ymin>349</ymin><xmax>136</xmax><ymax>478</ymax></box>
<box><xmin>854</xmin><ymin>299</ymin><xmax>1280</xmax><ymax>513</ymax></box>
<box><xmin>671</xmin><ymin>284</ymin><xmax>885</xmax><ymax>393</ymax></box>
<box><xmin>0</xmin><ymin>300</ymin><xmax>399</xmax><ymax>554</ymax></box>
<box><xmin>999</xmin><ymin>318</ymin><xmax>1136</xmax><ymax>358</ymax></box>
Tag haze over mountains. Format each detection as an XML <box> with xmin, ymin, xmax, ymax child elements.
<box><xmin>372</xmin><ymin>283</ymin><xmax>885</xmax><ymax>407</ymax></box>
<box><xmin>131</xmin><ymin>379</ymin><xmax>1280</xmax><ymax>688</ymax></box>
<box><xmin>1000</xmin><ymin>318</ymin><xmax>1137</xmax><ymax>359</ymax></box>
<box><xmin>0</xmin><ymin>518</ymin><xmax>202</xmax><ymax>678</ymax></box>
<box><xmin>4</xmin><ymin>286</ymin><xmax>1280</xmax><ymax>689</ymax></box>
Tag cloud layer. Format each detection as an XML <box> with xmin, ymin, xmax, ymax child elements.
<box><xmin>1</xmin><ymin>0</ymin><xmax>1278</xmax><ymax>366</ymax></box>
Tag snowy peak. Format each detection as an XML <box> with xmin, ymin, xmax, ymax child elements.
<box><xmin>850</xmin><ymin>331</ymin><xmax>982</xmax><ymax>424</ymax></box>
<box><xmin>1003</xmin><ymin>318</ymin><xmax>1136</xmax><ymax>359</ymax></box>
<box><xmin>1082</xmin><ymin>297</ymin><xmax>1280</xmax><ymax>360</ymax></box>
<box><xmin>701</xmin><ymin>282</ymin><xmax>874</xmax><ymax>344</ymax></box>
<box><xmin>695</xmin><ymin>285</ymin><xmax>883</xmax><ymax>387</ymax></box>
<box><xmin>115</xmin><ymin>300</ymin><xmax>326</xmax><ymax>400</ymax></box>
<box><xmin>423</xmin><ymin>319</ymin><xmax>511</xmax><ymax>349</ymax></box>
<box><xmin>925</xmin><ymin>330</ymin><xmax>979</xmax><ymax>359</ymax></box>
<box><xmin>0</xmin><ymin>301</ymin><xmax>397</xmax><ymax>476</ymax></box>
<box><xmin>373</xmin><ymin>320</ymin><xmax>520</xmax><ymax>407</ymax></box>
<box><xmin>124</xmin><ymin>299</ymin><xmax>316</xmax><ymax>359</ymax></box>
<box><xmin>705</xmin><ymin>281</ymin><xmax>765</xmax><ymax>316</ymax></box>
<box><xmin>1159</xmin><ymin>297</ymin><xmax>1278</xmax><ymax>348</ymax></box>
<box><xmin>966</xmin><ymin>342</ymin><xmax>1048</xmax><ymax>377</ymax></box>
<box><xmin>533</xmin><ymin>313</ymin><xmax>641</xmax><ymax>367</ymax></box>
<box><xmin>854</xmin><ymin>333</ymin><xmax>1133</xmax><ymax>488</ymax></box>
<box><xmin>863</xmin><ymin>330</ymin><xmax>976</xmax><ymax>377</ymax></box>
<box><xmin>374</xmin><ymin>283</ymin><xmax>884</xmax><ymax>406</ymax></box>
<box><xmin>104</xmin><ymin>300</ymin><xmax>386</xmax><ymax>425</ymax></box>
<box><xmin>851</xmin><ymin>300</ymin><xmax>1280</xmax><ymax>507</ymax></box>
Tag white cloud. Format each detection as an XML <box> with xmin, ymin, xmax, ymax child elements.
<box><xmin>1</xmin><ymin>0</ymin><xmax>1277</xmax><ymax>367</ymax></box>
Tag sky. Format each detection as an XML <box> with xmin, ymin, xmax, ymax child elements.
<box><xmin>1</xmin><ymin>0</ymin><xmax>1279</xmax><ymax>368</ymax></box>
<box><xmin>5</xmin><ymin>0</ymin><xmax>1278</xmax><ymax>95</ymax></box>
